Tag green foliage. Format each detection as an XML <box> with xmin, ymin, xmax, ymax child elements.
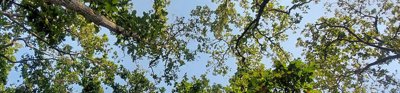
<box><xmin>227</xmin><ymin>59</ymin><xmax>316</xmax><ymax>93</ymax></box>
<box><xmin>0</xmin><ymin>34</ymin><xmax>17</xmax><ymax>91</ymax></box>
<box><xmin>173</xmin><ymin>74</ymin><xmax>224</xmax><ymax>93</ymax></box>
<box><xmin>0</xmin><ymin>0</ymin><xmax>399</xmax><ymax>92</ymax></box>
<box><xmin>173</xmin><ymin>60</ymin><xmax>317</xmax><ymax>93</ymax></box>
<box><xmin>297</xmin><ymin>0</ymin><xmax>400</xmax><ymax>91</ymax></box>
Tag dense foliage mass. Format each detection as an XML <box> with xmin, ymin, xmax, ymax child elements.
<box><xmin>0</xmin><ymin>0</ymin><xmax>399</xmax><ymax>92</ymax></box>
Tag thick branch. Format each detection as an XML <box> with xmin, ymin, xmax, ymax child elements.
<box><xmin>235</xmin><ymin>0</ymin><xmax>270</xmax><ymax>63</ymax></box>
<box><xmin>45</xmin><ymin>0</ymin><xmax>140</xmax><ymax>40</ymax></box>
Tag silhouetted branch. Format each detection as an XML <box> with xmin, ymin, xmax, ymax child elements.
<box><xmin>355</xmin><ymin>54</ymin><xmax>400</xmax><ymax>74</ymax></box>
<box><xmin>288</xmin><ymin>0</ymin><xmax>311</xmax><ymax>14</ymax></box>
<box><xmin>267</xmin><ymin>0</ymin><xmax>311</xmax><ymax>15</ymax></box>
<box><xmin>0</xmin><ymin>37</ymin><xmax>25</xmax><ymax>50</ymax></box>
<box><xmin>317</xmin><ymin>22</ymin><xmax>398</xmax><ymax>52</ymax></box>
<box><xmin>235</xmin><ymin>0</ymin><xmax>270</xmax><ymax>63</ymax></box>
<box><xmin>0</xmin><ymin>53</ymin><xmax>57</xmax><ymax>63</ymax></box>
<box><xmin>3</xmin><ymin>10</ymin><xmax>80</xmax><ymax>56</ymax></box>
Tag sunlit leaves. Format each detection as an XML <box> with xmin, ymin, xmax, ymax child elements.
<box><xmin>226</xmin><ymin>59</ymin><xmax>316</xmax><ymax>92</ymax></box>
<box><xmin>298</xmin><ymin>0</ymin><xmax>400</xmax><ymax>91</ymax></box>
<box><xmin>173</xmin><ymin>74</ymin><xmax>224</xmax><ymax>93</ymax></box>
<box><xmin>0</xmin><ymin>34</ymin><xmax>17</xmax><ymax>91</ymax></box>
<box><xmin>1</xmin><ymin>0</ymin><xmax>399</xmax><ymax>92</ymax></box>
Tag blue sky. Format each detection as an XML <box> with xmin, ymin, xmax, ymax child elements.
<box><xmin>5</xmin><ymin>0</ymin><xmax>400</xmax><ymax>92</ymax></box>
<box><xmin>5</xmin><ymin>0</ymin><xmax>326</xmax><ymax>92</ymax></box>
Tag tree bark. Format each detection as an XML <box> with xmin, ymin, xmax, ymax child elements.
<box><xmin>45</xmin><ymin>0</ymin><xmax>140</xmax><ymax>40</ymax></box>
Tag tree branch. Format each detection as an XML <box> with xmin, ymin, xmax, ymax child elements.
<box><xmin>0</xmin><ymin>37</ymin><xmax>24</xmax><ymax>50</ymax></box>
<box><xmin>267</xmin><ymin>0</ymin><xmax>311</xmax><ymax>15</ymax></box>
<box><xmin>319</xmin><ymin>22</ymin><xmax>398</xmax><ymax>52</ymax></box>
<box><xmin>4</xmin><ymin>11</ymin><xmax>79</xmax><ymax>56</ymax></box>
<box><xmin>355</xmin><ymin>54</ymin><xmax>400</xmax><ymax>74</ymax></box>
<box><xmin>44</xmin><ymin>0</ymin><xmax>140</xmax><ymax>41</ymax></box>
<box><xmin>0</xmin><ymin>10</ymin><xmax>23</xmax><ymax>17</ymax></box>
<box><xmin>235</xmin><ymin>0</ymin><xmax>270</xmax><ymax>63</ymax></box>
<box><xmin>287</xmin><ymin>0</ymin><xmax>311</xmax><ymax>14</ymax></box>
<box><xmin>0</xmin><ymin>53</ymin><xmax>16</xmax><ymax>63</ymax></box>
<box><xmin>0</xmin><ymin>53</ymin><xmax>57</xmax><ymax>63</ymax></box>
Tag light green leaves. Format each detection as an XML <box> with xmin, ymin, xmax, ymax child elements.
<box><xmin>226</xmin><ymin>59</ymin><xmax>316</xmax><ymax>93</ymax></box>
<box><xmin>1</xmin><ymin>0</ymin><xmax>399</xmax><ymax>92</ymax></box>
<box><xmin>298</xmin><ymin>0</ymin><xmax>400</xmax><ymax>91</ymax></box>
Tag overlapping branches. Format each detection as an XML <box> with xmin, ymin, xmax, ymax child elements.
<box><xmin>315</xmin><ymin>20</ymin><xmax>400</xmax><ymax>74</ymax></box>
<box><xmin>234</xmin><ymin>0</ymin><xmax>270</xmax><ymax>63</ymax></box>
<box><xmin>0</xmin><ymin>8</ymin><xmax>78</xmax><ymax>64</ymax></box>
<box><xmin>234</xmin><ymin>0</ymin><xmax>311</xmax><ymax>63</ymax></box>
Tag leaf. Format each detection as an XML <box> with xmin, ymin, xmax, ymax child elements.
<box><xmin>371</xmin><ymin>8</ymin><xmax>377</xmax><ymax>14</ymax></box>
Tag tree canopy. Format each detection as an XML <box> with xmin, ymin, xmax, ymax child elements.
<box><xmin>0</xmin><ymin>0</ymin><xmax>400</xmax><ymax>92</ymax></box>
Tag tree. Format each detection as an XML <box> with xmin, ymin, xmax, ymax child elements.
<box><xmin>173</xmin><ymin>60</ymin><xmax>316</xmax><ymax>93</ymax></box>
<box><xmin>298</xmin><ymin>0</ymin><xmax>400</xmax><ymax>91</ymax></box>
<box><xmin>0</xmin><ymin>0</ymin><xmax>399</xmax><ymax>92</ymax></box>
